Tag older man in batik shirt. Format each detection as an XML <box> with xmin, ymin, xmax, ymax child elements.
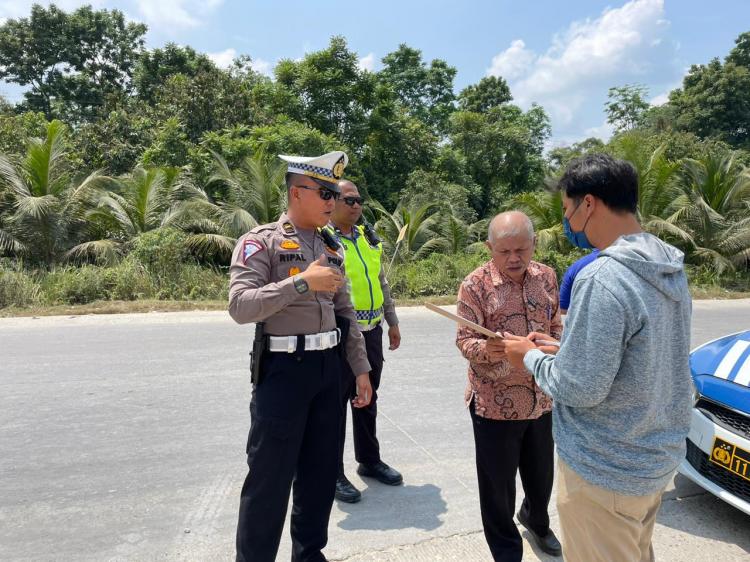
<box><xmin>456</xmin><ymin>211</ymin><xmax>563</xmax><ymax>562</ymax></box>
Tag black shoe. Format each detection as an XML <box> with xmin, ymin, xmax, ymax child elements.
<box><xmin>357</xmin><ymin>461</ymin><xmax>403</xmax><ymax>486</ymax></box>
<box><xmin>335</xmin><ymin>475</ymin><xmax>361</xmax><ymax>503</ymax></box>
<box><xmin>516</xmin><ymin>509</ymin><xmax>562</xmax><ymax>557</ymax></box>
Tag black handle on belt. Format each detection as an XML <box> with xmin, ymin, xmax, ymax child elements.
<box><xmin>250</xmin><ymin>322</ymin><xmax>266</xmax><ymax>386</ymax></box>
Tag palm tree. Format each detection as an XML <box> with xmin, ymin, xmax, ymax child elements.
<box><xmin>178</xmin><ymin>151</ymin><xmax>288</xmax><ymax>263</ymax></box>
<box><xmin>68</xmin><ymin>166</ymin><xmax>204</xmax><ymax>264</ymax></box>
<box><xmin>435</xmin><ymin>210</ymin><xmax>489</xmax><ymax>255</ymax></box>
<box><xmin>630</xmin><ymin>144</ymin><xmax>693</xmax><ymax>246</ymax></box>
<box><xmin>372</xmin><ymin>200</ymin><xmax>448</xmax><ymax>262</ymax></box>
<box><xmin>670</xmin><ymin>153</ymin><xmax>750</xmax><ymax>273</ymax></box>
<box><xmin>507</xmin><ymin>188</ymin><xmax>569</xmax><ymax>252</ymax></box>
<box><xmin>0</xmin><ymin>120</ymin><xmax>111</xmax><ymax>267</ymax></box>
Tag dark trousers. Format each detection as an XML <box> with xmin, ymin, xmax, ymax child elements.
<box><xmin>338</xmin><ymin>324</ymin><xmax>384</xmax><ymax>473</ymax></box>
<box><xmin>470</xmin><ymin>402</ymin><xmax>554</xmax><ymax>562</ymax></box>
<box><xmin>236</xmin><ymin>347</ymin><xmax>342</xmax><ymax>562</ymax></box>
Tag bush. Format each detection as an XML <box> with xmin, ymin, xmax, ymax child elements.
<box><xmin>388</xmin><ymin>248</ymin><xmax>593</xmax><ymax>299</ymax></box>
<box><xmin>105</xmin><ymin>259</ymin><xmax>155</xmax><ymax>301</ymax></box>
<box><xmin>0</xmin><ymin>266</ymin><xmax>41</xmax><ymax>308</ymax></box>
<box><xmin>533</xmin><ymin>248</ymin><xmax>589</xmax><ymax>280</ymax></box>
<box><xmin>41</xmin><ymin>266</ymin><xmax>111</xmax><ymax>305</ymax></box>
<box><xmin>389</xmin><ymin>251</ymin><xmax>490</xmax><ymax>299</ymax></box>
<box><xmin>154</xmin><ymin>263</ymin><xmax>228</xmax><ymax>300</ymax></box>
<box><xmin>128</xmin><ymin>228</ymin><xmax>198</xmax><ymax>296</ymax></box>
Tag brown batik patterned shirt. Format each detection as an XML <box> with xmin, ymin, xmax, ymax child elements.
<box><xmin>456</xmin><ymin>259</ymin><xmax>563</xmax><ymax>421</ymax></box>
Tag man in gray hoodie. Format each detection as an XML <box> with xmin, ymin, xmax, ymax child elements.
<box><xmin>503</xmin><ymin>154</ymin><xmax>692</xmax><ymax>562</ymax></box>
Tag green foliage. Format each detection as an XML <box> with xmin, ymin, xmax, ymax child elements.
<box><xmin>0</xmin><ymin>111</ymin><xmax>49</xmax><ymax>156</ymax></box>
<box><xmin>276</xmin><ymin>36</ymin><xmax>375</xmax><ymax>147</ymax></box>
<box><xmin>361</xmin><ymin>103</ymin><xmax>438</xmax><ymax>207</ymax></box>
<box><xmin>0</xmin><ymin>8</ymin><xmax>748</xmax><ymax>306</ymax></box>
<box><xmin>605</xmin><ymin>84</ymin><xmax>650</xmax><ymax>133</ymax></box>
<box><xmin>128</xmin><ymin>227</ymin><xmax>192</xmax><ymax>277</ymax></box>
<box><xmin>668</xmin><ymin>33</ymin><xmax>750</xmax><ymax>148</ymax></box>
<box><xmin>0</xmin><ymin>4</ymin><xmax>146</xmax><ymax>121</ymax></box>
<box><xmin>133</xmin><ymin>43</ymin><xmax>216</xmax><ymax>103</ymax></box>
<box><xmin>548</xmin><ymin>138</ymin><xmax>605</xmax><ymax>173</ymax></box>
<box><xmin>450</xmin><ymin>104</ymin><xmax>550</xmax><ymax>214</ymax></box>
<box><xmin>388</xmin><ymin>251</ymin><xmax>488</xmax><ymax>298</ymax></box>
<box><xmin>379</xmin><ymin>44</ymin><xmax>457</xmax><ymax>134</ymax></box>
<box><xmin>400</xmin><ymin>169</ymin><xmax>477</xmax><ymax>223</ymax></box>
<box><xmin>70</xmin><ymin>104</ymin><xmax>155</xmax><ymax>175</ymax></box>
<box><xmin>4</xmin><ymin>255</ymin><xmax>227</xmax><ymax>306</ymax></box>
<box><xmin>458</xmin><ymin>76</ymin><xmax>512</xmax><ymax>113</ymax></box>
<box><xmin>0</xmin><ymin>261</ymin><xmax>41</xmax><ymax>307</ymax></box>
<box><xmin>141</xmin><ymin>118</ymin><xmax>191</xmax><ymax>168</ymax></box>
<box><xmin>0</xmin><ymin>120</ymin><xmax>112</xmax><ymax>266</ymax></box>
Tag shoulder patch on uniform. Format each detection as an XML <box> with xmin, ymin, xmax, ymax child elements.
<box><xmin>243</xmin><ymin>240</ymin><xmax>264</xmax><ymax>263</ymax></box>
<box><xmin>280</xmin><ymin>239</ymin><xmax>300</xmax><ymax>250</ymax></box>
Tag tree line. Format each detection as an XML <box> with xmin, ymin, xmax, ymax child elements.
<box><xmin>0</xmin><ymin>4</ymin><xmax>748</xmax><ymax>288</ymax></box>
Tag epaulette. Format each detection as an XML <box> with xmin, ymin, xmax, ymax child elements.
<box><xmin>249</xmin><ymin>222</ymin><xmax>277</xmax><ymax>234</ymax></box>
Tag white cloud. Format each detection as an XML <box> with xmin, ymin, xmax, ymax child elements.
<box><xmin>487</xmin><ymin>40</ymin><xmax>535</xmax><ymax>80</ymax></box>
<box><xmin>649</xmin><ymin>91</ymin><xmax>670</xmax><ymax>106</ymax></box>
<box><xmin>358</xmin><ymin>52</ymin><xmax>376</xmax><ymax>72</ymax></box>
<box><xmin>584</xmin><ymin>120</ymin><xmax>615</xmax><ymax>140</ymax></box>
<box><xmin>135</xmin><ymin>0</ymin><xmax>223</xmax><ymax>30</ymax></box>
<box><xmin>208</xmin><ymin>48</ymin><xmax>274</xmax><ymax>76</ymax></box>
<box><xmin>649</xmin><ymin>74</ymin><xmax>685</xmax><ymax>106</ymax></box>
<box><xmin>250</xmin><ymin>58</ymin><xmax>273</xmax><ymax>77</ymax></box>
<box><xmin>486</xmin><ymin>0</ymin><xmax>679</xmax><ymax>143</ymax></box>
<box><xmin>208</xmin><ymin>48</ymin><xmax>236</xmax><ymax>69</ymax></box>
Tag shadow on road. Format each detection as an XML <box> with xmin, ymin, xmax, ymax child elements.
<box><xmin>336</xmin><ymin>483</ymin><xmax>447</xmax><ymax>531</ymax></box>
<box><xmin>657</xmin><ymin>474</ymin><xmax>750</xmax><ymax>555</ymax></box>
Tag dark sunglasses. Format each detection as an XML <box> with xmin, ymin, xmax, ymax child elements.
<box><xmin>342</xmin><ymin>196</ymin><xmax>364</xmax><ymax>207</ymax></box>
<box><xmin>295</xmin><ymin>185</ymin><xmax>340</xmax><ymax>201</ymax></box>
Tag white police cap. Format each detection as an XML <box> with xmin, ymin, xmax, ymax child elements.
<box><xmin>278</xmin><ymin>151</ymin><xmax>348</xmax><ymax>189</ymax></box>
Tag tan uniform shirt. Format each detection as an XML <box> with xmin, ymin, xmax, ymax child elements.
<box><xmin>229</xmin><ymin>213</ymin><xmax>371</xmax><ymax>375</ymax></box>
<box><xmin>378</xmin><ymin>266</ymin><xmax>398</xmax><ymax>327</ymax></box>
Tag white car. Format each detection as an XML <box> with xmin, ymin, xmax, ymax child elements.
<box><xmin>678</xmin><ymin>330</ymin><xmax>750</xmax><ymax>515</ymax></box>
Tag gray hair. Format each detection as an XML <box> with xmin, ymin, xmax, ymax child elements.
<box><xmin>488</xmin><ymin>211</ymin><xmax>535</xmax><ymax>243</ymax></box>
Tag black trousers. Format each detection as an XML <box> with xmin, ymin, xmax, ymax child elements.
<box><xmin>236</xmin><ymin>347</ymin><xmax>342</xmax><ymax>562</ymax></box>
<box><xmin>338</xmin><ymin>324</ymin><xmax>384</xmax><ymax>473</ymax></box>
<box><xmin>469</xmin><ymin>402</ymin><xmax>554</xmax><ymax>562</ymax></box>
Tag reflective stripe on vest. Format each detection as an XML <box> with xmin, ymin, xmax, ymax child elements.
<box><xmin>339</xmin><ymin>225</ymin><xmax>384</xmax><ymax>326</ymax></box>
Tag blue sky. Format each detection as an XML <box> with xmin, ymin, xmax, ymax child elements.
<box><xmin>1</xmin><ymin>0</ymin><xmax>749</xmax><ymax>146</ymax></box>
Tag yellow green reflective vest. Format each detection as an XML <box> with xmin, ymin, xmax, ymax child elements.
<box><xmin>331</xmin><ymin>224</ymin><xmax>384</xmax><ymax>326</ymax></box>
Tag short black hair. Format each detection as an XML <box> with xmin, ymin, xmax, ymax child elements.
<box><xmin>285</xmin><ymin>172</ymin><xmax>300</xmax><ymax>191</ymax></box>
<box><xmin>557</xmin><ymin>153</ymin><xmax>638</xmax><ymax>213</ymax></box>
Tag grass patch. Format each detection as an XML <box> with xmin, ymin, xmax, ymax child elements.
<box><xmin>2</xmin><ymin>249</ymin><xmax>749</xmax><ymax>318</ymax></box>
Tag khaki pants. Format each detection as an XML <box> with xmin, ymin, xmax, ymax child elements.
<box><xmin>557</xmin><ymin>459</ymin><xmax>664</xmax><ymax>562</ymax></box>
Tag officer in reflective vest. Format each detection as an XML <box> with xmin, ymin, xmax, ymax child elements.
<box><xmin>229</xmin><ymin>152</ymin><xmax>372</xmax><ymax>561</ymax></box>
<box><xmin>328</xmin><ymin>179</ymin><xmax>403</xmax><ymax>504</ymax></box>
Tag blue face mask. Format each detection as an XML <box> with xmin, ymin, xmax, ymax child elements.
<box><xmin>563</xmin><ymin>201</ymin><xmax>594</xmax><ymax>249</ymax></box>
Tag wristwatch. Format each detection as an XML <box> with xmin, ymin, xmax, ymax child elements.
<box><xmin>293</xmin><ymin>274</ymin><xmax>309</xmax><ymax>294</ymax></box>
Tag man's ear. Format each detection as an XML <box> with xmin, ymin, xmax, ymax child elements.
<box><xmin>485</xmin><ymin>240</ymin><xmax>492</xmax><ymax>252</ymax></box>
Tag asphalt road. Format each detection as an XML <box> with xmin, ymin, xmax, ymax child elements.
<box><xmin>1</xmin><ymin>301</ymin><xmax>749</xmax><ymax>561</ymax></box>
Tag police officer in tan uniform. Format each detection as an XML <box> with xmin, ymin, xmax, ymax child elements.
<box><xmin>229</xmin><ymin>151</ymin><xmax>372</xmax><ymax>562</ymax></box>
